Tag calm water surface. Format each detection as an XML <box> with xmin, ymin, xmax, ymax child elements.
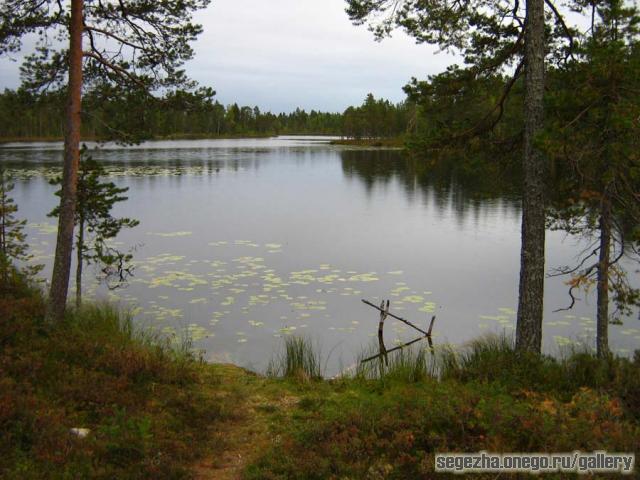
<box><xmin>1</xmin><ymin>136</ymin><xmax>638</xmax><ymax>374</ymax></box>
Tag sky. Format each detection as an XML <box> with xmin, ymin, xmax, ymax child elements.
<box><xmin>0</xmin><ymin>0</ymin><xmax>458</xmax><ymax>113</ymax></box>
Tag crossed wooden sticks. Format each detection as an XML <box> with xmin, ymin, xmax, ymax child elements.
<box><xmin>360</xmin><ymin>299</ymin><xmax>436</xmax><ymax>364</ymax></box>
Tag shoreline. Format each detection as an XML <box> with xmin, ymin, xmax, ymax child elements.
<box><xmin>329</xmin><ymin>136</ymin><xmax>405</xmax><ymax>148</ymax></box>
<box><xmin>1</xmin><ymin>289</ymin><xmax>639</xmax><ymax>478</ymax></box>
<box><xmin>0</xmin><ymin>132</ymin><xmax>343</xmax><ymax>144</ymax></box>
<box><xmin>0</xmin><ymin>134</ymin><xmax>402</xmax><ymax>146</ymax></box>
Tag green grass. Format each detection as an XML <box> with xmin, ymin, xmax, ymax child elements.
<box><xmin>355</xmin><ymin>342</ymin><xmax>434</xmax><ymax>383</ymax></box>
<box><xmin>437</xmin><ymin>333</ymin><xmax>560</xmax><ymax>386</ymax></box>
<box><xmin>435</xmin><ymin>333</ymin><xmax>640</xmax><ymax>412</ymax></box>
<box><xmin>267</xmin><ymin>335</ymin><xmax>322</xmax><ymax>381</ymax></box>
<box><xmin>246</xmin><ymin>334</ymin><xmax>640</xmax><ymax>479</ymax></box>
<box><xmin>246</xmin><ymin>376</ymin><xmax>640</xmax><ymax>479</ymax></box>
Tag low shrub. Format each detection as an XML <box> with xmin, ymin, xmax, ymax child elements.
<box><xmin>0</xmin><ymin>290</ymin><xmax>224</xmax><ymax>479</ymax></box>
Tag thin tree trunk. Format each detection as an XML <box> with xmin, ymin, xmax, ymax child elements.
<box><xmin>0</xmin><ymin>182</ymin><xmax>6</xmax><ymax>285</ymax></box>
<box><xmin>1</xmin><ymin>218</ymin><xmax>6</xmax><ymax>285</ymax></box>
<box><xmin>596</xmin><ymin>198</ymin><xmax>611</xmax><ymax>358</ymax></box>
<box><xmin>516</xmin><ymin>0</ymin><xmax>546</xmax><ymax>353</ymax></box>
<box><xmin>46</xmin><ymin>0</ymin><xmax>84</xmax><ymax>322</ymax></box>
<box><xmin>76</xmin><ymin>218</ymin><xmax>84</xmax><ymax>308</ymax></box>
<box><xmin>594</xmin><ymin>16</ymin><xmax>617</xmax><ymax>359</ymax></box>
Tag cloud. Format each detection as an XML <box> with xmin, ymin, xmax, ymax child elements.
<box><xmin>0</xmin><ymin>0</ymin><xmax>458</xmax><ymax>112</ymax></box>
<box><xmin>187</xmin><ymin>0</ymin><xmax>457</xmax><ymax>111</ymax></box>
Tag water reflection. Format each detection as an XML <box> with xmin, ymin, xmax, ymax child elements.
<box><xmin>1</xmin><ymin>137</ymin><xmax>638</xmax><ymax>374</ymax></box>
<box><xmin>341</xmin><ymin>149</ymin><xmax>522</xmax><ymax>228</ymax></box>
<box><xmin>342</xmin><ymin>148</ymin><xmax>519</xmax><ymax>203</ymax></box>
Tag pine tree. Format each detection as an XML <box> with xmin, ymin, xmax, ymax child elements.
<box><xmin>345</xmin><ymin>0</ymin><xmax>557</xmax><ymax>352</ymax></box>
<box><xmin>0</xmin><ymin>0</ymin><xmax>210</xmax><ymax>320</ymax></box>
<box><xmin>545</xmin><ymin>0</ymin><xmax>640</xmax><ymax>357</ymax></box>
<box><xmin>0</xmin><ymin>168</ymin><xmax>42</xmax><ymax>289</ymax></box>
<box><xmin>49</xmin><ymin>153</ymin><xmax>139</xmax><ymax>307</ymax></box>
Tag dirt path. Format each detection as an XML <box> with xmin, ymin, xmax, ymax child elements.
<box><xmin>192</xmin><ymin>365</ymin><xmax>298</xmax><ymax>480</ymax></box>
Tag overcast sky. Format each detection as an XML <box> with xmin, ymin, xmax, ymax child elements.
<box><xmin>0</xmin><ymin>0</ymin><xmax>458</xmax><ymax>113</ymax></box>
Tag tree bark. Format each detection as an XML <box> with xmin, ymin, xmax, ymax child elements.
<box><xmin>76</xmin><ymin>218</ymin><xmax>84</xmax><ymax>309</ymax></box>
<box><xmin>46</xmin><ymin>0</ymin><xmax>84</xmax><ymax>322</ymax></box>
<box><xmin>0</xmin><ymin>182</ymin><xmax>6</xmax><ymax>285</ymax></box>
<box><xmin>516</xmin><ymin>0</ymin><xmax>546</xmax><ymax>353</ymax></box>
<box><xmin>596</xmin><ymin>197</ymin><xmax>611</xmax><ymax>358</ymax></box>
<box><xmin>378</xmin><ymin>300</ymin><xmax>389</xmax><ymax>367</ymax></box>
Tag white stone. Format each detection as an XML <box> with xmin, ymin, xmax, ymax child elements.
<box><xmin>70</xmin><ymin>428</ymin><xmax>91</xmax><ymax>439</ymax></box>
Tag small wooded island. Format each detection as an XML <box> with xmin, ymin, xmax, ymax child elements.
<box><xmin>1</xmin><ymin>0</ymin><xmax>639</xmax><ymax>478</ymax></box>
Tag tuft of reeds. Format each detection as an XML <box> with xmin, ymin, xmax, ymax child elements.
<box><xmin>65</xmin><ymin>302</ymin><xmax>198</xmax><ymax>368</ymax></box>
<box><xmin>355</xmin><ymin>341</ymin><xmax>435</xmax><ymax>383</ymax></box>
<box><xmin>267</xmin><ymin>335</ymin><xmax>322</xmax><ymax>381</ymax></box>
<box><xmin>65</xmin><ymin>302</ymin><xmax>141</xmax><ymax>342</ymax></box>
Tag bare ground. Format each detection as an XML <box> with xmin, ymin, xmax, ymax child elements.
<box><xmin>192</xmin><ymin>364</ymin><xmax>299</xmax><ymax>480</ymax></box>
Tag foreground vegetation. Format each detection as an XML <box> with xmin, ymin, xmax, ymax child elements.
<box><xmin>247</xmin><ymin>336</ymin><xmax>640</xmax><ymax>479</ymax></box>
<box><xmin>2</xmin><ymin>284</ymin><xmax>639</xmax><ymax>478</ymax></box>
<box><xmin>0</xmin><ymin>282</ymin><xmax>229</xmax><ymax>479</ymax></box>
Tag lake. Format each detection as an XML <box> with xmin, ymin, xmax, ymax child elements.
<box><xmin>1</xmin><ymin>136</ymin><xmax>638</xmax><ymax>375</ymax></box>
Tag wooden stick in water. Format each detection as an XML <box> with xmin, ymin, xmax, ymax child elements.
<box><xmin>361</xmin><ymin>335</ymin><xmax>428</xmax><ymax>363</ymax></box>
<box><xmin>362</xmin><ymin>299</ymin><xmax>431</xmax><ymax>336</ymax></box>
<box><xmin>377</xmin><ymin>299</ymin><xmax>389</xmax><ymax>366</ymax></box>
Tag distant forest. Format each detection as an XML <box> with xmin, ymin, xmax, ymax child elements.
<box><xmin>0</xmin><ymin>88</ymin><xmax>411</xmax><ymax>141</ymax></box>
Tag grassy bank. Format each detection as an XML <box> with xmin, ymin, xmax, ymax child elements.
<box><xmin>2</xmin><ymin>286</ymin><xmax>639</xmax><ymax>478</ymax></box>
<box><xmin>0</xmin><ymin>285</ymin><xmax>231</xmax><ymax>479</ymax></box>
<box><xmin>0</xmin><ymin>133</ymin><xmax>276</xmax><ymax>144</ymax></box>
<box><xmin>150</xmin><ymin>132</ymin><xmax>275</xmax><ymax>141</ymax></box>
<box><xmin>329</xmin><ymin>136</ymin><xmax>405</xmax><ymax>148</ymax></box>
<box><xmin>0</xmin><ymin>134</ymin><xmax>405</xmax><ymax>146</ymax></box>
<box><xmin>246</xmin><ymin>336</ymin><xmax>640</xmax><ymax>479</ymax></box>
<box><xmin>0</xmin><ymin>132</ymin><xmax>343</xmax><ymax>144</ymax></box>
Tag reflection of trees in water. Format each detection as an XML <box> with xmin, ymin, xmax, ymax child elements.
<box><xmin>340</xmin><ymin>149</ymin><xmax>522</xmax><ymax>222</ymax></box>
<box><xmin>0</xmin><ymin>151</ymin><xmax>258</xmax><ymax>182</ymax></box>
<box><xmin>0</xmin><ymin>146</ymin><xmax>342</xmax><ymax>182</ymax></box>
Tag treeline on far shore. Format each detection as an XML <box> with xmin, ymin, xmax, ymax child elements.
<box><xmin>0</xmin><ymin>87</ymin><xmax>411</xmax><ymax>142</ymax></box>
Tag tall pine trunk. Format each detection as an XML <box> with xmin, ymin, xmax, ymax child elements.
<box><xmin>47</xmin><ymin>0</ymin><xmax>84</xmax><ymax>321</ymax></box>
<box><xmin>516</xmin><ymin>0</ymin><xmax>546</xmax><ymax>353</ymax></box>
<box><xmin>75</xmin><ymin>218</ymin><xmax>84</xmax><ymax>308</ymax></box>
<box><xmin>0</xmin><ymin>183</ymin><xmax>6</xmax><ymax>285</ymax></box>
<box><xmin>596</xmin><ymin>197</ymin><xmax>611</xmax><ymax>358</ymax></box>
